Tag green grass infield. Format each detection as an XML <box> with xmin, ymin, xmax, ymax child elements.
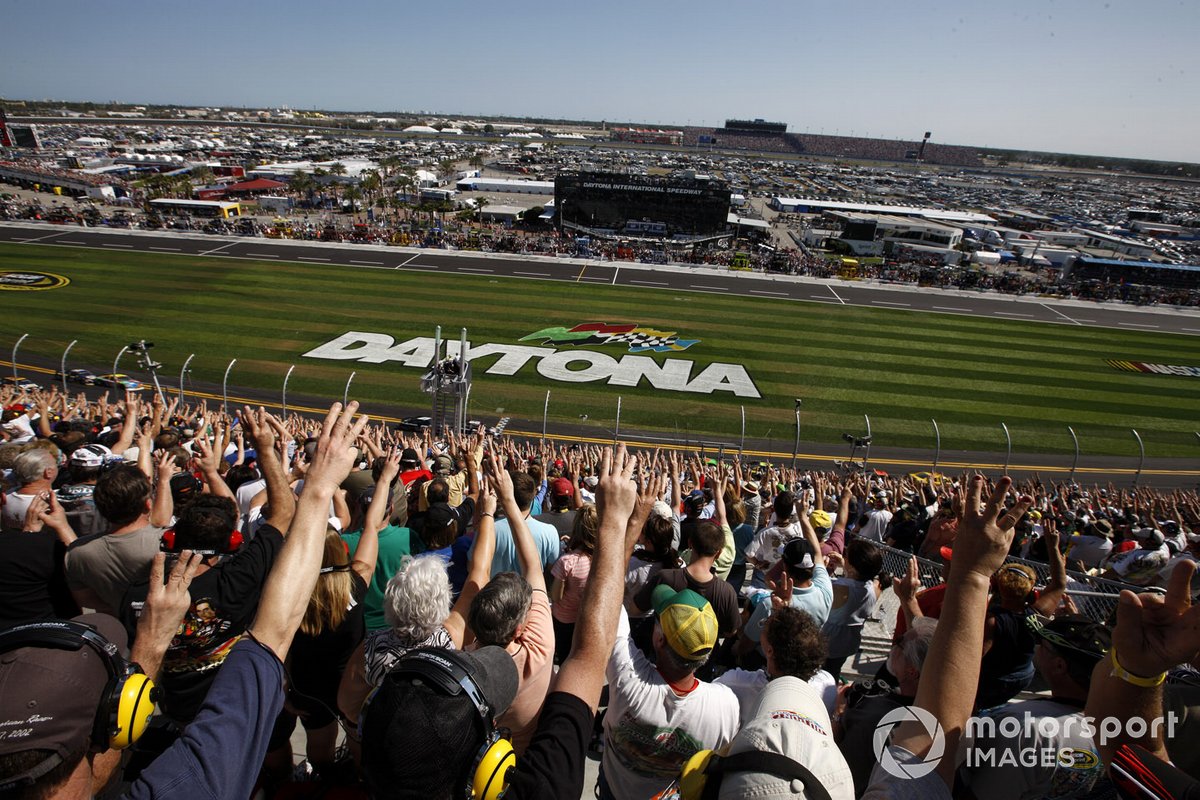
<box><xmin>3</xmin><ymin>242</ymin><xmax>1199</xmax><ymax>458</ymax></box>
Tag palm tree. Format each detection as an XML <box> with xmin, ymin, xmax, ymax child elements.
<box><xmin>288</xmin><ymin>170</ymin><xmax>315</xmax><ymax>201</ymax></box>
<box><xmin>475</xmin><ymin>196</ymin><xmax>490</xmax><ymax>234</ymax></box>
<box><xmin>328</xmin><ymin>162</ymin><xmax>347</xmax><ymax>176</ymax></box>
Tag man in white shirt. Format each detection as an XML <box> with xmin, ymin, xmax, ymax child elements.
<box><xmin>601</xmin><ymin>586</ymin><xmax>740</xmax><ymax>800</ymax></box>
<box><xmin>1</xmin><ymin>448</ymin><xmax>58</xmax><ymax>533</ymax></box>
<box><xmin>856</xmin><ymin>490</ymin><xmax>893</xmax><ymax>543</ymax></box>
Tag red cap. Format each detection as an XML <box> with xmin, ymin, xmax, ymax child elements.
<box><xmin>550</xmin><ymin>477</ymin><xmax>574</xmax><ymax>497</ymax></box>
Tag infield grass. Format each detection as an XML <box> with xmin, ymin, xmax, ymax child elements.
<box><xmin>2</xmin><ymin>242</ymin><xmax>1199</xmax><ymax>458</ymax></box>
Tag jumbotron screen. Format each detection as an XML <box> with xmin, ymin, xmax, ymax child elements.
<box><xmin>555</xmin><ymin>172</ymin><xmax>731</xmax><ymax>238</ymax></box>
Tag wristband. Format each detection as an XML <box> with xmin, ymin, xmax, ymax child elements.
<box><xmin>1109</xmin><ymin>647</ymin><xmax>1167</xmax><ymax>688</ymax></box>
<box><xmin>480</xmin><ymin>512</ymin><xmax>494</xmax><ymax>518</ymax></box>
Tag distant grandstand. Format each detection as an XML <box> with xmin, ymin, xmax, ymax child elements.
<box><xmin>683</xmin><ymin>125</ymin><xmax>983</xmax><ymax>167</ymax></box>
<box><xmin>610</xmin><ymin>127</ymin><xmax>684</xmax><ymax>146</ymax></box>
<box><xmin>724</xmin><ymin>119</ymin><xmax>787</xmax><ymax>134</ymax></box>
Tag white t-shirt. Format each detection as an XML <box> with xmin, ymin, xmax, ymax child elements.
<box><xmin>959</xmin><ymin>698</ymin><xmax>1104</xmax><ymax>800</ymax></box>
<box><xmin>714</xmin><ymin>667</ymin><xmax>839</xmax><ymax>727</ymax></box>
<box><xmin>744</xmin><ymin>522</ymin><xmax>801</xmax><ymax>569</ymax></box>
<box><xmin>602</xmin><ymin>607</ymin><xmax>741</xmax><ymax>800</ymax></box>
<box><xmin>2</xmin><ymin>414</ymin><xmax>35</xmax><ymax>444</ymax></box>
<box><xmin>858</xmin><ymin>508</ymin><xmax>893</xmax><ymax>542</ymax></box>
<box><xmin>1065</xmin><ymin>535</ymin><xmax>1112</xmax><ymax>570</ymax></box>
<box><xmin>1</xmin><ymin>490</ymin><xmax>38</xmax><ymax>532</ymax></box>
<box><xmin>1109</xmin><ymin>544</ymin><xmax>1170</xmax><ymax>586</ymax></box>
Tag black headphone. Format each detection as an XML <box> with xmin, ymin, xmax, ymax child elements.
<box><xmin>0</xmin><ymin>621</ymin><xmax>157</xmax><ymax>763</ymax></box>
<box><xmin>673</xmin><ymin>749</ymin><xmax>834</xmax><ymax>800</ymax></box>
<box><xmin>385</xmin><ymin>648</ymin><xmax>516</xmax><ymax>800</ymax></box>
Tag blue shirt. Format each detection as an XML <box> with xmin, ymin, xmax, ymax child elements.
<box><xmin>745</xmin><ymin>565</ymin><xmax>834</xmax><ymax>641</ymax></box>
<box><xmin>125</xmin><ymin>638</ymin><xmax>284</xmax><ymax>799</ymax></box>
<box><xmin>470</xmin><ymin>514</ymin><xmax>561</xmax><ymax>577</ymax></box>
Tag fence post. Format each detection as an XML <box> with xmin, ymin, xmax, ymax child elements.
<box><xmin>931</xmin><ymin>418</ymin><xmax>941</xmax><ymax>474</ymax></box>
<box><xmin>343</xmin><ymin>371</ymin><xmax>356</xmax><ymax>407</ymax></box>
<box><xmin>60</xmin><ymin>340</ymin><xmax>77</xmax><ymax>396</ymax></box>
<box><xmin>541</xmin><ymin>390</ymin><xmax>550</xmax><ymax>445</ymax></box>
<box><xmin>1001</xmin><ymin>422</ymin><xmax>1011</xmax><ymax>475</ymax></box>
<box><xmin>1068</xmin><ymin>426</ymin><xmax>1080</xmax><ymax>482</ymax></box>
<box><xmin>281</xmin><ymin>364</ymin><xmax>295</xmax><ymax>418</ymax></box>
<box><xmin>614</xmin><ymin>396</ymin><xmax>621</xmax><ymax>443</ymax></box>
<box><xmin>739</xmin><ymin>405</ymin><xmax>745</xmax><ymax>455</ymax></box>
<box><xmin>11</xmin><ymin>333</ymin><xmax>28</xmax><ymax>382</ymax></box>
<box><xmin>863</xmin><ymin>414</ymin><xmax>872</xmax><ymax>473</ymax></box>
<box><xmin>792</xmin><ymin>399</ymin><xmax>801</xmax><ymax>470</ymax></box>
<box><xmin>178</xmin><ymin>354</ymin><xmax>194</xmax><ymax>405</ymax></box>
<box><xmin>1131</xmin><ymin>429</ymin><xmax>1145</xmax><ymax>487</ymax></box>
<box><xmin>222</xmin><ymin>359</ymin><xmax>237</xmax><ymax>415</ymax></box>
<box><xmin>112</xmin><ymin>345</ymin><xmax>128</xmax><ymax>378</ymax></box>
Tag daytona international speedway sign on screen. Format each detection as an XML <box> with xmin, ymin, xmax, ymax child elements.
<box><xmin>303</xmin><ymin>330</ymin><xmax>761</xmax><ymax>399</ymax></box>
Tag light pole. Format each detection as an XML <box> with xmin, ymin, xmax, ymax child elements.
<box><xmin>60</xmin><ymin>340</ymin><xmax>77</xmax><ymax>396</ymax></box>
<box><xmin>1132</xmin><ymin>429</ymin><xmax>1145</xmax><ymax>487</ymax></box>
<box><xmin>11</xmin><ymin>333</ymin><xmax>28</xmax><ymax>382</ymax></box>
<box><xmin>222</xmin><ymin>359</ymin><xmax>237</xmax><ymax>415</ymax></box>
<box><xmin>1067</xmin><ymin>426</ymin><xmax>1080</xmax><ymax>482</ymax></box>
<box><xmin>178</xmin><ymin>354</ymin><xmax>195</xmax><ymax>405</ymax></box>
<box><xmin>281</xmin><ymin>365</ymin><xmax>295</xmax><ymax>419</ymax></box>
<box><xmin>791</xmin><ymin>399</ymin><xmax>801</xmax><ymax>470</ymax></box>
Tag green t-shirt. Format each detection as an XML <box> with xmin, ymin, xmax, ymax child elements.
<box><xmin>342</xmin><ymin>524</ymin><xmax>422</xmax><ymax>631</ymax></box>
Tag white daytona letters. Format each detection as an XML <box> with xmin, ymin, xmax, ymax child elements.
<box><xmin>303</xmin><ymin>332</ymin><xmax>761</xmax><ymax>399</ymax></box>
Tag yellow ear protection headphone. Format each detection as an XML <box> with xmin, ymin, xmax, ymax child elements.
<box><xmin>672</xmin><ymin>749</ymin><xmax>834</xmax><ymax>800</ymax></box>
<box><xmin>387</xmin><ymin>648</ymin><xmax>516</xmax><ymax>800</ymax></box>
<box><xmin>0</xmin><ymin>620</ymin><xmax>158</xmax><ymax>751</ymax></box>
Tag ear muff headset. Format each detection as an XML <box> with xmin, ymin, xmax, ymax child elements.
<box><xmin>390</xmin><ymin>648</ymin><xmax>516</xmax><ymax>800</ymax></box>
<box><xmin>160</xmin><ymin>527</ymin><xmax>243</xmax><ymax>556</ymax></box>
<box><xmin>0</xmin><ymin>620</ymin><xmax>158</xmax><ymax>752</ymax></box>
<box><xmin>674</xmin><ymin>749</ymin><xmax>834</xmax><ymax>800</ymax></box>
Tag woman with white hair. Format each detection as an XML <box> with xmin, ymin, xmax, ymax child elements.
<box><xmin>338</xmin><ymin>475</ymin><xmax>497</xmax><ymax>724</ymax></box>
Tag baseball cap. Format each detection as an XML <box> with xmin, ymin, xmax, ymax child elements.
<box><xmin>1027</xmin><ymin>614</ymin><xmax>1111</xmax><ymax>661</ymax></box>
<box><xmin>169</xmin><ymin>472</ymin><xmax>203</xmax><ymax>505</ymax></box>
<box><xmin>71</xmin><ymin>443</ymin><xmax>113</xmax><ymax>468</ymax></box>
<box><xmin>360</xmin><ymin>646</ymin><xmax>519</xmax><ymax>798</ymax></box>
<box><xmin>717</xmin><ymin>676</ymin><xmax>854</xmax><ymax>799</ymax></box>
<box><xmin>652</xmin><ymin>585</ymin><xmax>719</xmax><ymax>660</ymax></box>
<box><xmin>809</xmin><ymin>510</ymin><xmax>832</xmax><ymax>531</ymax></box>
<box><xmin>550</xmin><ymin>477</ymin><xmax>574</xmax><ymax>498</ymax></box>
<box><xmin>0</xmin><ymin>615</ymin><xmax>131</xmax><ymax>767</ymax></box>
<box><xmin>1136</xmin><ymin>527</ymin><xmax>1166</xmax><ymax>547</ymax></box>
<box><xmin>424</xmin><ymin>502</ymin><xmax>462</xmax><ymax>535</ymax></box>
<box><xmin>399</xmin><ymin>447</ymin><xmax>420</xmax><ymax>467</ymax></box>
<box><xmin>781</xmin><ymin>538</ymin><xmax>816</xmax><ymax>571</ymax></box>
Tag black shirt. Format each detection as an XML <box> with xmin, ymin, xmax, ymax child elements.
<box><xmin>0</xmin><ymin>531</ymin><xmax>80</xmax><ymax>628</ymax></box>
<box><xmin>634</xmin><ymin>567</ymin><xmax>742</xmax><ymax>638</ymax></box>
<box><xmin>289</xmin><ymin>573</ymin><xmax>368</xmax><ymax>699</ymax></box>
<box><xmin>121</xmin><ymin>523</ymin><xmax>285</xmax><ymax>721</ymax></box>
<box><xmin>507</xmin><ymin>691</ymin><xmax>594</xmax><ymax>800</ymax></box>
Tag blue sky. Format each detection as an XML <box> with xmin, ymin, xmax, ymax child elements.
<box><xmin>3</xmin><ymin>0</ymin><xmax>1196</xmax><ymax>163</ymax></box>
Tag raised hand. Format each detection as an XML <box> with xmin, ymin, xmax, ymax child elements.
<box><xmin>1111</xmin><ymin>561</ymin><xmax>1200</xmax><ymax>679</ymax></box>
<box><xmin>953</xmin><ymin>476</ymin><xmax>1032</xmax><ymax>583</ymax></box>
<box><xmin>596</xmin><ymin>444</ymin><xmax>638</xmax><ymax>525</ymax></box>
<box><xmin>305</xmin><ymin>402</ymin><xmax>369</xmax><ymax>494</ymax></box>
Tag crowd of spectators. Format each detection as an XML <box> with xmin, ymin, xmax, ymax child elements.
<box><xmin>6</xmin><ymin>190</ymin><xmax>1197</xmax><ymax>307</ymax></box>
<box><xmin>3</xmin><ymin>380</ymin><xmax>1200</xmax><ymax>799</ymax></box>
